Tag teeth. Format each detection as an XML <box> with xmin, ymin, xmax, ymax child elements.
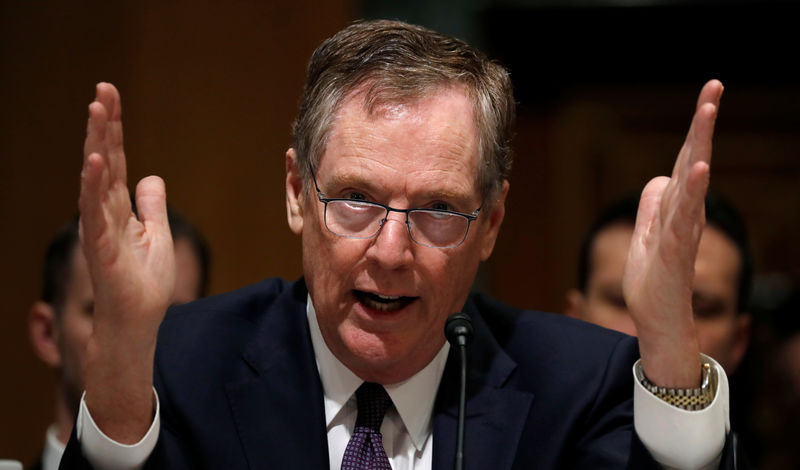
<box><xmin>376</xmin><ymin>294</ymin><xmax>401</xmax><ymax>300</ymax></box>
<box><xmin>363</xmin><ymin>296</ymin><xmax>405</xmax><ymax>312</ymax></box>
<box><xmin>355</xmin><ymin>290</ymin><xmax>414</xmax><ymax>312</ymax></box>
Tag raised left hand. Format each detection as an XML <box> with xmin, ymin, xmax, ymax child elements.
<box><xmin>623</xmin><ymin>80</ymin><xmax>724</xmax><ymax>388</ymax></box>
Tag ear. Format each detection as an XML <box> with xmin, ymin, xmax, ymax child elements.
<box><xmin>728</xmin><ymin>312</ymin><xmax>752</xmax><ymax>372</ymax></box>
<box><xmin>29</xmin><ymin>301</ymin><xmax>61</xmax><ymax>368</ymax></box>
<box><xmin>564</xmin><ymin>289</ymin><xmax>585</xmax><ymax>319</ymax></box>
<box><xmin>479</xmin><ymin>180</ymin><xmax>510</xmax><ymax>261</ymax></box>
<box><xmin>286</xmin><ymin>148</ymin><xmax>305</xmax><ymax>235</ymax></box>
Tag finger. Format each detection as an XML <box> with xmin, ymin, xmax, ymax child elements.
<box><xmin>667</xmin><ymin>101</ymin><xmax>716</xmax><ymax>215</ymax></box>
<box><xmin>135</xmin><ymin>176</ymin><xmax>170</xmax><ymax>238</ymax></box>
<box><xmin>688</xmin><ymin>102</ymin><xmax>718</xmax><ymax>168</ymax></box>
<box><xmin>79</xmin><ymin>152</ymin><xmax>109</xmax><ymax>243</ymax></box>
<box><xmin>671</xmin><ymin>161</ymin><xmax>710</xmax><ymax>243</ymax></box>
<box><xmin>94</xmin><ymin>83</ymin><xmax>128</xmax><ymax>189</ymax></box>
<box><xmin>84</xmin><ymin>100</ymin><xmax>108</xmax><ymax>170</ymax></box>
<box><xmin>695</xmin><ymin>79</ymin><xmax>724</xmax><ymax>113</ymax></box>
<box><xmin>634</xmin><ymin>176</ymin><xmax>669</xmax><ymax>229</ymax></box>
<box><xmin>630</xmin><ymin>176</ymin><xmax>670</xmax><ymax>254</ymax></box>
<box><xmin>668</xmin><ymin>81</ymin><xmax>722</xmax><ymax>213</ymax></box>
<box><xmin>670</xmin><ymin>80</ymin><xmax>723</xmax><ymax>179</ymax></box>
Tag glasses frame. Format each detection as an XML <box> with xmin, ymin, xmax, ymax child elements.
<box><xmin>311</xmin><ymin>171</ymin><xmax>481</xmax><ymax>249</ymax></box>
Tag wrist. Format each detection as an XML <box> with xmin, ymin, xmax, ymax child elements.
<box><xmin>84</xmin><ymin>335</ymin><xmax>157</xmax><ymax>443</ymax></box>
<box><xmin>635</xmin><ymin>314</ymin><xmax>701</xmax><ymax>388</ymax></box>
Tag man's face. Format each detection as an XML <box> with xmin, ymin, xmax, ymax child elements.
<box><xmin>173</xmin><ymin>237</ymin><xmax>203</xmax><ymax>305</ymax></box>
<box><xmin>56</xmin><ymin>245</ymin><xmax>95</xmax><ymax>411</ymax></box>
<box><xmin>54</xmin><ymin>238</ymin><xmax>204</xmax><ymax>412</ymax></box>
<box><xmin>566</xmin><ymin>222</ymin><xmax>750</xmax><ymax>372</ymax></box>
<box><xmin>286</xmin><ymin>86</ymin><xmax>506</xmax><ymax>384</ymax></box>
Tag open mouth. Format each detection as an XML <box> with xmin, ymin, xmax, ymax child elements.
<box><xmin>354</xmin><ymin>290</ymin><xmax>417</xmax><ymax>312</ymax></box>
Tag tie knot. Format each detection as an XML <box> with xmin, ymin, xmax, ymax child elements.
<box><xmin>355</xmin><ymin>382</ymin><xmax>392</xmax><ymax>432</ymax></box>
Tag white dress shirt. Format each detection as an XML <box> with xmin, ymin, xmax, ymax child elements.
<box><xmin>40</xmin><ymin>425</ymin><xmax>66</xmax><ymax>470</ymax></box>
<box><xmin>307</xmin><ymin>298</ymin><xmax>449</xmax><ymax>470</ymax></box>
<box><xmin>76</xmin><ymin>296</ymin><xmax>728</xmax><ymax>469</ymax></box>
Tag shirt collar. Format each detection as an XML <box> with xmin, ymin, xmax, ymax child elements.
<box><xmin>43</xmin><ymin>424</ymin><xmax>66</xmax><ymax>470</ymax></box>
<box><xmin>307</xmin><ymin>295</ymin><xmax>450</xmax><ymax>451</ymax></box>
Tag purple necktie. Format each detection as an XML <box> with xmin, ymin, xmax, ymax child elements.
<box><xmin>341</xmin><ymin>382</ymin><xmax>393</xmax><ymax>470</ymax></box>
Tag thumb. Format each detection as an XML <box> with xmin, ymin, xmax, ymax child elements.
<box><xmin>631</xmin><ymin>176</ymin><xmax>670</xmax><ymax>244</ymax></box>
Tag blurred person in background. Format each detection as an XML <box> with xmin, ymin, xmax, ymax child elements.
<box><xmin>565</xmin><ymin>192</ymin><xmax>752</xmax><ymax>375</ymax></box>
<box><xmin>26</xmin><ymin>207</ymin><xmax>209</xmax><ymax>470</ymax></box>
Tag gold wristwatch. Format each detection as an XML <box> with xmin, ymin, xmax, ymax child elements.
<box><xmin>635</xmin><ymin>362</ymin><xmax>717</xmax><ymax>411</ymax></box>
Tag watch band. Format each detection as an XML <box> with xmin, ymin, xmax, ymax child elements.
<box><xmin>636</xmin><ymin>362</ymin><xmax>716</xmax><ymax>411</ymax></box>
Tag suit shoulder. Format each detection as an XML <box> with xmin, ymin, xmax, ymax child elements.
<box><xmin>157</xmin><ymin>277</ymin><xmax>301</xmax><ymax>346</ymax></box>
<box><xmin>166</xmin><ymin>276</ymin><xmax>293</xmax><ymax>319</ymax></box>
<box><xmin>470</xmin><ymin>292</ymin><xmax>638</xmax><ymax>370</ymax></box>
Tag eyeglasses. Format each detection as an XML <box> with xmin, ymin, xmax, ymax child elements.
<box><xmin>312</xmin><ymin>172</ymin><xmax>481</xmax><ymax>249</ymax></box>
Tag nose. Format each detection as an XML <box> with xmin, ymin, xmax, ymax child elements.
<box><xmin>366</xmin><ymin>212</ymin><xmax>414</xmax><ymax>270</ymax></box>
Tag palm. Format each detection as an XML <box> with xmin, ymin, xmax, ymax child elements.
<box><xmin>80</xmin><ymin>83</ymin><xmax>175</xmax><ymax>331</ymax></box>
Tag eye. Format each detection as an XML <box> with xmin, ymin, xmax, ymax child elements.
<box><xmin>346</xmin><ymin>192</ymin><xmax>367</xmax><ymax>201</ymax></box>
<box><xmin>431</xmin><ymin>202</ymin><xmax>450</xmax><ymax>211</ymax></box>
<box><xmin>692</xmin><ymin>295</ymin><xmax>727</xmax><ymax>319</ymax></box>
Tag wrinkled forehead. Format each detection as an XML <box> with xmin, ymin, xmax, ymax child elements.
<box><xmin>321</xmin><ymin>85</ymin><xmax>482</xmax><ymax>186</ymax></box>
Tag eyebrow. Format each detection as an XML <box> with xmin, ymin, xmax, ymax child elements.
<box><xmin>324</xmin><ymin>171</ymin><xmax>477</xmax><ymax>207</ymax></box>
<box><xmin>322</xmin><ymin>172</ymin><xmax>381</xmax><ymax>196</ymax></box>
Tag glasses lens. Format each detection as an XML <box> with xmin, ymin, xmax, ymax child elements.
<box><xmin>325</xmin><ymin>200</ymin><xmax>386</xmax><ymax>238</ymax></box>
<box><xmin>408</xmin><ymin>210</ymin><xmax>469</xmax><ymax>248</ymax></box>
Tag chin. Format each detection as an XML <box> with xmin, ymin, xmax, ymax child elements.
<box><xmin>338</xmin><ymin>326</ymin><xmax>414</xmax><ymax>379</ymax></box>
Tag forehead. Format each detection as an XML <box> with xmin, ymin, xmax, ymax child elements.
<box><xmin>696</xmin><ymin>225</ymin><xmax>741</xmax><ymax>284</ymax></box>
<box><xmin>318</xmin><ymin>86</ymin><xmax>480</xmax><ymax>199</ymax></box>
<box><xmin>591</xmin><ymin>223</ymin><xmax>634</xmax><ymax>273</ymax></box>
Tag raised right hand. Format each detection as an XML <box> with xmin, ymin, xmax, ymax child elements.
<box><xmin>79</xmin><ymin>82</ymin><xmax>175</xmax><ymax>443</ymax></box>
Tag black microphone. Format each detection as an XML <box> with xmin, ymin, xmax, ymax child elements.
<box><xmin>445</xmin><ymin>312</ymin><xmax>473</xmax><ymax>470</ymax></box>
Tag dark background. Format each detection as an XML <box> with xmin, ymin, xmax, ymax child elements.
<box><xmin>2</xmin><ymin>0</ymin><xmax>798</xmax><ymax>464</ymax></box>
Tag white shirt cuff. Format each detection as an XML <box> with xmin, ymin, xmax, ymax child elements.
<box><xmin>633</xmin><ymin>354</ymin><xmax>730</xmax><ymax>470</ymax></box>
<box><xmin>76</xmin><ymin>389</ymin><xmax>160</xmax><ymax>470</ymax></box>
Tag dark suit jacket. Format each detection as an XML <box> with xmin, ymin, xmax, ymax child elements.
<box><xmin>61</xmin><ymin>277</ymin><xmax>740</xmax><ymax>469</ymax></box>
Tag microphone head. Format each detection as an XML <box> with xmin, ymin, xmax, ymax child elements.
<box><xmin>445</xmin><ymin>312</ymin><xmax>474</xmax><ymax>347</ymax></box>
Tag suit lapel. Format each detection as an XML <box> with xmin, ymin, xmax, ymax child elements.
<box><xmin>222</xmin><ymin>281</ymin><xmax>534</xmax><ymax>470</ymax></box>
<box><xmin>225</xmin><ymin>280</ymin><xmax>330</xmax><ymax>469</ymax></box>
<box><xmin>433</xmin><ymin>301</ymin><xmax>534</xmax><ymax>470</ymax></box>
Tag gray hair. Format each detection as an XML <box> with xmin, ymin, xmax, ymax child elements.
<box><xmin>291</xmin><ymin>19</ymin><xmax>515</xmax><ymax>202</ymax></box>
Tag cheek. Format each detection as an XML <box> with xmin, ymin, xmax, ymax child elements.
<box><xmin>68</xmin><ymin>317</ymin><xmax>94</xmax><ymax>357</ymax></box>
<box><xmin>695</xmin><ymin>319</ymin><xmax>733</xmax><ymax>353</ymax></box>
<box><xmin>58</xmin><ymin>314</ymin><xmax>94</xmax><ymax>379</ymax></box>
<box><xmin>422</xmin><ymin>249</ymin><xmax>479</xmax><ymax>312</ymax></box>
<box><xmin>302</xmin><ymin>225</ymin><xmax>368</xmax><ymax>308</ymax></box>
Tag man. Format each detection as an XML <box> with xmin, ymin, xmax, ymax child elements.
<box><xmin>62</xmin><ymin>20</ymin><xmax>734</xmax><ymax>469</ymax></box>
<box><xmin>27</xmin><ymin>209</ymin><xmax>209</xmax><ymax>470</ymax></box>
<box><xmin>565</xmin><ymin>193</ymin><xmax>752</xmax><ymax>374</ymax></box>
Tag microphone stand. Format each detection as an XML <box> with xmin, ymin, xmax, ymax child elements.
<box><xmin>445</xmin><ymin>312</ymin><xmax>473</xmax><ymax>470</ymax></box>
